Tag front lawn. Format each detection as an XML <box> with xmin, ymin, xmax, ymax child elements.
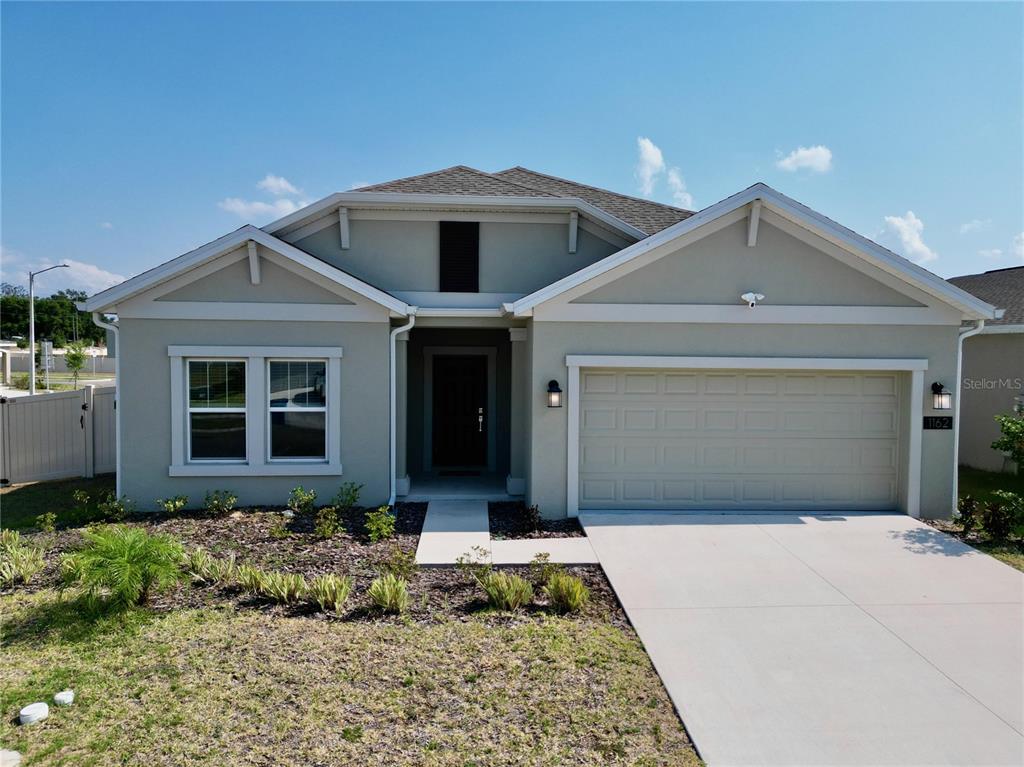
<box><xmin>958</xmin><ymin>466</ymin><xmax>1024</xmax><ymax>503</ymax></box>
<box><xmin>1</xmin><ymin>475</ymin><xmax>116</xmax><ymax>530</ymax></box>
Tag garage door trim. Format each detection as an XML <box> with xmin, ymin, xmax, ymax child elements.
<box><xmin>565</xmin><ymin>356</ymin><xmax>928</xmax><ymax>518</ymax></box>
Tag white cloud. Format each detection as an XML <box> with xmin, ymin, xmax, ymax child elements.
<box><xmin>218</xmin><ymin>197</ymin><xmax>305</xmax><ymax>220</ymax></box>
<box><xmin>882</xmin><ymin>211</ymin><xmax>938</xmax><ymax>265</ymax></box>
<box><xmin>666</xmin><ymin>167</ymin><xmax>694</xmax><ymax>209</ymax></box>
<box><xmin>100</xmin><ymin>221</ymin><xmax>114</xmax><ymax>230</ymax></box>
<box><xmin>959</xmin><ymin>218</ymin><xmax>991</xmax><ymax>235</ymax></box>
<box><xmin>257</xmin><ymin>174</ymin><xmax>300</xmax><ymax>197</ymax></box>
<box><xmin>1014</xmin><ymin>232</ymin><xmax>1024</xmax><ymax>261</ymax></box>
<box><xmin>776</xmin><ymin>145</ymin><xmax>833</xmax><ymax>173</ymax></box>
<box><xmin>0</xmin><ymin>246</ymin><xmax>125</xmax><ymax>295</ymax></box>
<box><xmin>978</xmin><ymin>248</ymin><xmax>1003</xmax><ymax>260</ymax></box>
<box><xmin>635</xmin><ymin>136</ymin><xmax>666</xmax><ymax>196</ymax></box>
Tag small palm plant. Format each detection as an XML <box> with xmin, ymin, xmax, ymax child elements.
<box><xmin>60</xmin><ymin>525</ymin><xmax>183</xmax><ymax>608</ymax></box>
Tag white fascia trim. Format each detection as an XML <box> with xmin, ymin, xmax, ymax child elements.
<box><xmin>511</xmin><ymin>184</ymin><xmax>998</xmax><ymax>320</ymax></box>
<box><xmin>120</xmin><ymin>302</ymin><xmax>385</xmax><ymax>322</ymax></box>
<box><xmin>262</xmin><ymin>191</ymin><xmax>648</xmax><ymax>242</ymax></box>
<box><xmin>978</xmin><ymin>324</ymin><xmax>1024</xmax><ymax>335</ymax></box>
<box><xmin>390</xmin><ymin>290</ymin><xmax>525</xmax><ymax>309</ymax></box>
<box><xmin>169</xmin><ymin>463</ymin><xmax>342</xmax><ymax>478</ymax></box>
<box><xmin>169</xmin><ymin>345</ymin><xmax>343</xmax><ymax>358</ymax></box>
<box><xmin>564</xmin><ymin>355</ymin><xmax>929</xmax><ymax>371</ymax></box>
<box><xmin>80</xmin><ymin>226</ymin><xmax>409</xmax><ymax>316</ymax></box>
<box><xmin>536</xmin><ymin>304</ymin><xmax>961</xmax><ymax>325</ymax></box>
<box><xmin>415</xmin><ymin>308</ymin><xmax>505</xmax><ymax>318</ymax></box>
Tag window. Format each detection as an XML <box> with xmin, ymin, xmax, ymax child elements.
<box><xmin>439</xmin><ymin>221</ymin><xmax>479</xmax><ymax>292</ymax></box>
<box><xmin>187</xmin><ymin>360</ymin><xmax>246</xmax><ymax>461</ymax></box>
<box><xmin>268</xmin><ymin>360</ymin><xmax>327</xmax><ymax>460</ymax></box>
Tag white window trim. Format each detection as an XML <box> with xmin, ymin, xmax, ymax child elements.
<box><xmin>267</xmin><ymin>358</ymin><xmax>329</xmax><ymax>463</ymax></box>
<box><xmin>563</xmin><ymin>355</ymin><xmax>928</xmax><ymax>520</ymax></box>
<box><xmin>185</xmin><ymin>358</ymin><xmax>249</xmax><ymax>464</ymax></box>
<box><xmin>169</xmin><ymin>345</ymin><xmax>342</xmax><ymax>477</ymax></box>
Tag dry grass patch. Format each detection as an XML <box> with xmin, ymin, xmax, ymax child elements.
<box><xmin>1</xmin><ymin>590</ymin><xmax>699</xmax><ymax>766</ymax></box>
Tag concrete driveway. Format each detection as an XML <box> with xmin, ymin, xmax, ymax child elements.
<box><xmin>580</xmin><ymin>512</ymin><xmax>1024</xmax><ymax>766</ymax></box>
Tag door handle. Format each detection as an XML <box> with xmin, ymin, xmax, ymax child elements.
<box><xmin>478</xmin><ymin>407</ymin><xmax>484</xmax><ymax>433</ymax></box>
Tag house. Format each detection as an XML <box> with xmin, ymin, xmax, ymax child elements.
<box><xmin>80</xmin><ymin>166</ymin><xmax>998</xmax><ymax>518</ymax></box>
<box><xmin>948</xmin><ymin>266</ymin><xmax>1024</xmax><ymax>473</ymax></box>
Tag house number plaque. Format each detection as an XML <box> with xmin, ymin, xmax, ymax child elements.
<box><xmin>922</xmin><ymin>416</ymin><xmax>953</xmax><ymax>430</ymax></box>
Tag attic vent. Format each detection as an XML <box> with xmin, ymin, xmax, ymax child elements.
<box><xmin>439</xmin><ymin>221</ymin><xmax>479</xmax><ymax>292</ymax></box>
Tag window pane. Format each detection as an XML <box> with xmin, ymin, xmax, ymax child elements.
<box><xmin>190</xmin><ymin>413</ymin><xmax>246</xmax><ymax>459</ymax></box>
<box><xmin>189</xmin><ymin>361</ymin><xmax>245</xmax><ymax>408</ymax></box>
<box><xmin>271</xmin><ymin>411</ymin><xmax>326</xmax><ymax>458</ymax></box>
<box><xmin>269</xmin><ymin>361</ymin><xmax>326</xmax><ymax>408</ymax></box>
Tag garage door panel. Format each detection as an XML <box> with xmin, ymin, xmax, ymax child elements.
<box><xmin>579</xmin><ymin>369</ymin><xmax>901</xmax><ymax>511</ymax></box>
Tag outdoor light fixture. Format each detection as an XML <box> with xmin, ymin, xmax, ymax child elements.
<box><xmin>931</xmin><ymin>382</ymin><xmax>952</xmax><ymax>410</ymax></box>
<box><xmin>547</xmin><ymin>379</ymin><xmax>563</xmax><ymax>408</ymax></box>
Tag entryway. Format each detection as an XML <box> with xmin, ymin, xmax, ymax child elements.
<box><xmin>581</xmin><ymin>511</ymin><xmax>1024</xmax><ymax>766</ymax></box>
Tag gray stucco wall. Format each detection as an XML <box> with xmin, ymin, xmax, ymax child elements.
<box><xmin>294</xmin><ymin>219</ymin><xmax>617</xmax><ymax>295</ymax></box>
<box><xmin>575</xmin><ymin>220</ymin><xmax>923</xmax><ymax>307</ymax></box>
<box><xmin>959</xmin><ymin>333</ymin><xmax>1024</xmax><ymax>472</ymax></box>
<box><xmin>118</xmin><ymin>318</ymin><xmax>390</xmax><ymax>509</ymax></box>
<box><xmin>527</xmin><ymin>322</ymin><xmax>960</xmax><ymax>519</ymax></box>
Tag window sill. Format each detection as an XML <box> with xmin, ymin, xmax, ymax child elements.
<box><xmin>168</xmin><ymin>462</ymin><xmax>342</xmax><ymax>478</ymax></box>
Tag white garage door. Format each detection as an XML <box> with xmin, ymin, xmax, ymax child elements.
<box><xmin>579</xmin><ymin>369</ymin><xmax>902</xmax><ymax>510</ymax></box>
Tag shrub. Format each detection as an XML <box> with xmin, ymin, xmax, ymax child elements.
<box><xmin>72</xmin><ymin>489</ymin><xmax>91</xmax><ymax>516</ymax></box>
<box><xmin>97</xmin><ymin>492</ymin><xmax>135</xmax><ymax>522</ymax></box>
<box><xmin>957</xmin><ymin>495</ymin><xmax>981</xmax><ymax>536</ymax></box>
<box><xmin>368</xmin><ymin>573</ymin><xmax>409</xmax><ymax>614</ymax></box>
<box><xmin>237</xmin><ymin>564</ymin><xmax>268</xmax><ymax>594</ymax></box>
<box><xmin>0</xmin><ymin>530</ymin><xmax>45</xmax><ymax>587</ymax></box>
<box><xmin>35</xmin><ymin>511</ymin><xmax>57</xmax><ymax>533</ymax></box>
<box><xmin>269</xmin><ymin>517</ymin><xmax>291</xmax><ymax>539</ymax></box>
<box><xmin>543</xmin><ymin>572</ymin><xmax>590</xmax><ymax>614</ymax></box>
<box><xmin>204</xmin><ymin>490</ymin><xmax>238</xmax><ymax>516</ymax></box>
<box><xmin>156</xmin><ymin>495</ymin><xmax>189</xmax><ymax>515</ymax></box>
<box><xmin>365</xmin><ymin>505</ymin><xmax>396</xmax><ymax>542</ymax></box>
<box><xmin>455</xmin><ymin>546</ymin><xmax>492</xmax><ymax>582</ymax></box>
<box><xmin>288</xmin><ymin>486</ymin><xmax>317</xmax><ymax>515</ymax></box>
<box><xmin>333</xmin><ymin>482</ymin><xmax>363</xmax><ymax>512</ymax></box>
<box><xmin>525</xmin><ymin>504</ymin><xmax>541</xmax><ymax>532</ymax></box>
<box><xmin>308</xmin><ymin>574</ymin><xmax>353</xmax><ymax>615</ymax></box>
<box><xmin>992</xmin><ymin>410</ymin><xmax>1024</xmax><ymax>471</ymax></box>
<box><xmin>479</xmin><ymin>571</ymin><xmax>533</xmax><ymax>612</ymax></box>
<box><xmin>260</xmin><ymin>571</ymin><xmax>307</xmax><ymax>604</ymax></box>
<box><xmin>60</xmin><ymin>525</ymin><xmax>183</xmax><ymax>607</ymax></box>
<box><xmin>982</xmin><ymin>491</ymin><xmax>1024</xmax><ymax>540</ymax></box>
<box><xmin>377</xmin><ymin>546</ymin><xmax>417</xmax><ymax>580</ymax></box>
<box><xmin>11</xmin><ymin>373</ymin><xmax>29</xmax><ymax>390</ymax></box>
<box><xmin>314</xmin><ymin>506</ymin><xmax>342</xmax><ymax>539</ymax></box>
<box><xmin>528</xmin><ymin>552</ymin><xmax>563</xmax><ymax>586</ymax></box>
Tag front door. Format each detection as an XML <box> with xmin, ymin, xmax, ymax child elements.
<box><xmin>432</xmin><ymin>354</ymin><xmax>487</xmax><ymax>468</ymax></box>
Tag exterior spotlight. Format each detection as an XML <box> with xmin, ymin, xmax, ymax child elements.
<box><xmin>931</xmin><ymin>382</ymin><xmax>952</xmax><ymax>410</ymax></box>
<box><xmin>740</xmin><ymin>292</ymin><xmax>765</xmax><ymax>308</ymax></box>
<box><xmin>547</xmin><ymin>380</ymin><xmax>563</xmax><ymax>408</ymax></box>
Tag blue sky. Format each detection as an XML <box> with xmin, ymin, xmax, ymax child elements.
<box><xmin>2</xmin><ymin>2</ymin><xmax>1021</xmax><ymax>295</ymax></box>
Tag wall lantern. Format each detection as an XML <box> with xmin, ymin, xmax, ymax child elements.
<box><xmin>547</xmin><ymin>380</ymin><xmax>563</xmax><ymax>408</ymax></box>
<box><xmin>931</xmin><ymin>382</ymin><xmax>952</xmax><ymax>410</ymax></box>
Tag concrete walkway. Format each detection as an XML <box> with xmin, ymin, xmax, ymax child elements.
<box><xmin>581</xmin><ymin>512</ymin><xmax>1024</xmax><ymax>767</ymax></box>
<box><xmin>415</xmin><ymin>500</ymin><xmax>598</xmax><ymax>565</ymax></box>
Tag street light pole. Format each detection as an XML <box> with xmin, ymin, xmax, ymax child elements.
<box><xmin>27</xmin><ymin>264</ymin><xmax>70</xmax><ymax>395</ymax></box>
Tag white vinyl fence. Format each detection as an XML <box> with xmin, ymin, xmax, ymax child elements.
<box><xmin>0</xmin><ymin>385</ymin><xmax>116</xmax><ymax>485</ymax></box>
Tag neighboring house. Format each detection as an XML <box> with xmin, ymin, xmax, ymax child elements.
<box><xmin>80</xmin><ymin>166</ymin><xmax>997</xmax><ymax>518</ymax></box>
<box><xmin>948</xmin><ymin>266</ymin><xmax>1024</xmax><ymax>473</ymax></box>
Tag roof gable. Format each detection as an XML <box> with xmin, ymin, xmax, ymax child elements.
<box><xmin>355</xmin><ymin>165</ymin><xmax>558</xmax><ymax>197</ymax></box>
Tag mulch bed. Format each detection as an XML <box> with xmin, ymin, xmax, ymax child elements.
<box><xmin>488</xmin><ymin>501</ymin><xmax>585</xmax><ymax>539</ymax></box>
<box><xmin>8</xmin><ymin>503</ymin><xmax>625</xmax><ymax>628</ymax></box>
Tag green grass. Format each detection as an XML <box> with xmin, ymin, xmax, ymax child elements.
<box><xmin>0</xmin><ymin>590</ymin><xmax>701</xmax><ymax>766</ymax></box>
<box><xmin>958</xmin><ymin>466</ymin><xmax>1024</xmax><ymax>502</ymax></box>
<box><xmin>0</xmin><ymin>475</ymin><xmax>115</xmax><ymax>530</ymax></box>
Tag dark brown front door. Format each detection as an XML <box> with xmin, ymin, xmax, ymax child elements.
<box><xmin>432</xmin><ymin>355</ymin><xmax>487</xmax><ymax>467</ymax></box>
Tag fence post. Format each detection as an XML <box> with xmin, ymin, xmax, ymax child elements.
<box><xmin>83</xmin><ymin>386</ymin><xmax>95</xmax><ymax>479</ymax></box>
<box><xmin>1</xmin><ymin>351</ymin><xmax>9</xmax><ymax>385</ymax></box>
<box><xmin>0</xmin><ymin>395</ymin><xmax>9</xmax><ymax>486</ymax></box>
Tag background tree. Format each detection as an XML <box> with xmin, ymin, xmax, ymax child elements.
<box><xmin>65</xmin><ymin>342</ymin><xmax>87</xmax><ymax>387</ymax></box>
<box><xmin>0</xmin><ymin>287</ymin><xmax>105</xmax><ymax>347</ymax></box>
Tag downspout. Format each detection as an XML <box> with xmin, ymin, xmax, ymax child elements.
<box><xmin>90</xmin><ymin>312</ymin><xmax>121</xmax><ymax>497</ymax></box>
<box><xmin>388</xmin><ymin>308</ymin><xmax>417</xmax><ymax>507</ymax></box>
<box><xmin>952</xmin><ymin>318</ymin><xmax>985</xmax><ymax>514</ymax></box>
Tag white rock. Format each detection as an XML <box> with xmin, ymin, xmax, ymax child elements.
<box><xmin>19</xmin><ymin>702</ymin><xmax>48</xmax><ymax>725</ymax></box>
<box><xmin>281</xmin><ymin>510</ymin><xmax>295</xmax><ymax>519</ymax></box>
<box><xmin>0</xmin><ymin>749</ymin><xmax>22</xmax><ymax>767</ymax></box>
<box><xmin>54</xmin><ymin>690</ymin><xmax>74</xmax><ymax>706</ymax></box>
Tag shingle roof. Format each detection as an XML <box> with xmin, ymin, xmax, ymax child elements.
<box><xmin>494</xmin><ymin>166</ymin><xmax>693</xmax><ymax>234</ymax></box>
<box><xmin>354</xmin><ymin>164</ymin><xmax>693</xmax><ymax>236</ymax></box>
<box><xmin>948</xmin><ymin>266</ymin><xmax>1024</xmax><ymax>325</ymax></box>
<box><xmin>355</xmin><ymin>165</ymin><xmax>558</xmax><ymax>198</ymax></box>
